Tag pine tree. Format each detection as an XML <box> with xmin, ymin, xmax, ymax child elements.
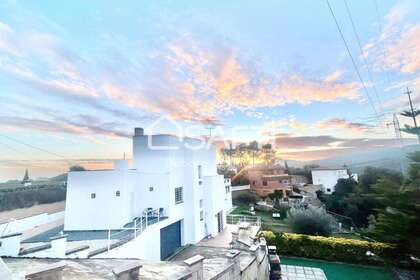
<box><xmin>368</xmin><ymin>152</ymin><xmax>420</xmax><ymax>257</ymax></box>
<box><xmin>22</xmin><ymin>169</ymin><xmax>29</xmax><ymax>183</ymax></box>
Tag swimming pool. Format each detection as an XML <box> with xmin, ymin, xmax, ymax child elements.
<box><xmin>281</xmin><ymin>257</ymin><xmax>395</xmax><ymax>280</ymax></box>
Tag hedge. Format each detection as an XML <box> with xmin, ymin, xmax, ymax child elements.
<box><xmin>0</xmin><ymin>185</ymin><xmax>66</xmax><ymax>212</ymax></box>
<box><xmin>259</xmin><ymin>231</ymin><xmax>394</xmax><ymax>265</ymax></box>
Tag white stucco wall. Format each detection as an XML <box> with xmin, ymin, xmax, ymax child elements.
<box><xmin>64</xmin><ymin>169</ymin><xmax>137</xmax><ymax>230</ymax></box>
<box><xmin>93</xmin><ymin>217</ymin><xmax>179</xmax><ymax>261</ymax></box>
<box><xmin>203</xmin><ymin>175</ymin><xmax>228</xmax><ymax>237</ymax></box>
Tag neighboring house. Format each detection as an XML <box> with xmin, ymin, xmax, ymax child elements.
<box><xmin>311</xmin><ymin>168</ymin><xmax>356</xmax><ymax>194</ymax></box>
<box><xmin>246</xmin><ymin>165</ymin><xmax>291</xmax><ymax>197</ymax></box>
<box><xmin>290</xmin><ymin>175</ymin><xmax>308</xmax><ymax>185</ymax></box>
<box><xmin>64</xmin><ymin>128</ymin><xmax>232</xmax><ymax>260</ymax></box>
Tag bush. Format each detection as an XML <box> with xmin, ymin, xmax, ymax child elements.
<box><xmin>259</xmin><ymin>231</ymin><xmax>394</xmax><ymax>265</ymax></box>
<box><xmin>286</xmin><ymin>206</ymin><xmax>334</xmax><ymax>236</ymax></box>
<box><xmin>274</xmin><ymin>203</ymin><xmax>290</xmax><ymax>219</ymax></box>
<box><xmin>0</xmin><ymin>185</ymin><xmax>66</xmax><ymax>211</ymax></box>
<box><xmin>233</xmin><ymin>192</ymin><xmax>258</xmax><ymax>205</ymax></box>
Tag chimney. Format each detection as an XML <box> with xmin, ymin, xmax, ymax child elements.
<box><xmin>134</xmin><ymin>128</ymin><xmax>144</xmax><ymax>136</ymax></box>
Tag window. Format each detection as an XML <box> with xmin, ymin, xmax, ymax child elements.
<box><xmin>198</xmin><ymin>165</ymin><xmax>202</xmax><ymax>179</ymax></box>
<box><xmin>116</xmin><ymin>191</ymin><xmax>120</xmax><ymax>197</ymax></box>
<box><xmin>91</xmin><ymin>193</ymin><xmax>96</xmax><ymax>199</ymax></box>
<box><xmin>263</xmin><ymin>180</ymin><xmax>267</xmax><ymax>186</ymax></box>
<box><xmin>199</xmin><ymin>199</ymin><xmax>203</xmax><ymax>208</ymax></box>
<box><xmin>149</xmin><ymin>187</ymin><xmax>154</xmax><ymax>192</ymax></box>
<box><xmin>225</xmin><ymin>185</ymin><xmax>230</xmax><ymax>193</ymax></box>
<box><xmin>200</xmin><ymin>210</ymin><xmax>204</xmax><ymax>221</ymax></box>
<box><xmin>326</xmin><ymin>188</ymin><xmax>331</xmax><ymax>193</ymax></box>
<box><xmin>175</xmin><ymin>187</ymin><xmax>183</xmax><ymax>204</ymax></box>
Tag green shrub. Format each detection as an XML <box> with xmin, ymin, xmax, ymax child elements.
<box><xmin>259</xmin><ymin>231</ymin><xmax>394</xmax><ymax>265</ymax></box>
<box><xmin>285</xmin><ymin>206</ymin><xmax>334</xmax><ymax>236</ymax></box>
<box><xmin>273</xmin><ymin>203</ymin><xmax>290</xmax><ymax>219</ymax></box>
<box><xmin>0</xmin><ymin>185</ymin><xmax>66</xmax><ymax>211</ymax></box>
<box><xmin>233</xmin><ymin>192</ymin><xmax>258</xmax><ymax>205</ymax></box>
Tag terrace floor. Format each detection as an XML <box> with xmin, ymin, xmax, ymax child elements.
<box><xmin>198</xmin><ymin>224</ymin><xmax>260</xmax><ymax>247</ymax></box>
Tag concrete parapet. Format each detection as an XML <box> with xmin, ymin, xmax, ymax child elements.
<box><xmin>25</xmin><ymin>261</ymin><xmax>67</xmax><ymax>280</ymax></box>
<box><xmin>112</xmin><ymin>261</ymin><xmax>142</xmax><ymax>280</ymax></box>
<box><xmin>184</xmin><ymin>254</ymin><xmax>204</xmax><ymax>280</ymax></box>
<box><xmin>0</xmin><ymin>232</ymin><xmax>22</xmax><ymax>257</ymax></box>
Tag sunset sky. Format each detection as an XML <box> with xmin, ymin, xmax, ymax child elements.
<box><xmin>0</xmin><ymin>0</ymin><xmax>419</xmax><ymax>181</ymax></box>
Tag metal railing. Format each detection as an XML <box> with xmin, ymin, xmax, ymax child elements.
<box><xmin>226</xmin><ymin>214</ymin><xmax>261</xmax><ymax>227</ymax></box>
<box><xmin>106</xmin><ymin>207</ymin><xmax>166</xmax><ymax>253</ymax></box>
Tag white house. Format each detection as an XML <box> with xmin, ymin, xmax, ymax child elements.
<box><xmin>64</xmin><ymin>128</ymin><xmax>232</xmax><ymax>260</ymax></box>
<box><xmin>311</xmin><ymin>168</ymin><xmax>355</xmax><ymax>194</ymax></box>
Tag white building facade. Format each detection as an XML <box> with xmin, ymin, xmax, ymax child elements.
<box><xmin>64</xmin><ymin>128</ymin><xmax>232</xmax><ymax>260</ymax></box>
<box><xmin>311</xmin><ymin>168</ymin><xmax>351</xmax><ymax>194</ymax></box>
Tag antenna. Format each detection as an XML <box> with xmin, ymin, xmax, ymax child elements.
<box><xmin>205</xmin><ymin>125</ymin><xmax>215</xmax><ymax>137</ymax></box>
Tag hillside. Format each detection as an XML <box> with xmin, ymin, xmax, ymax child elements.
<box><xmin>310</xmin><ymin>144</ymin><xmax>420</xmax><ymax>174</ymax></box>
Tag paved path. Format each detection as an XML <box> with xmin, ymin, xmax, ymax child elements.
<box><xmin>198</xmin><ymin>224</ymin><xmax>259</xmax><ymax>247</ymax></box>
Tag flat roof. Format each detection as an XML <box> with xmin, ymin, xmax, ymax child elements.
<box><xmin>312</xmin><ymin>168</ymin><xmax>347</xmax><ymax>171</ymax></box>
<box><xmin>0</xmin><ymin>201</ymin><xmax>65</xmax><ymax>224</ymax></box>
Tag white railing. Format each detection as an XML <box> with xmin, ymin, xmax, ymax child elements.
<box><xmin>106</xmin><ymin>207</ymin><xmax>165</xmax><ymax>253</ymax></box>
<box><xmin>226</xmin><ymin>214</ymin><xmax>261</xmax><ymax>227</ymax></box>
<box><xmin>231</xmin><ymin>185</ymin><xmax>250</xmax><ymax>191</ymax></box>
<box><xmin>0</xmin><ymin>211</ymin><xmax>65</xmax><ymax>236</ymax></box>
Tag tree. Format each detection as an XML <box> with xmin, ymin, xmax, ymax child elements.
<box><xmin>288</xmin><ymin>164</ymin><xmax>319</xmax><ymax>184</ymax></box>
<box><xmin>286</xmin><ymin>206</ymin><xmax>335</xmax><ymax>236</ymax></box>
<box><xmin>322</xmin><ymin>168</ymin><xmax>403</xmax><ymax>228</ymax></box>
<box><xmin>334</xmin><ymin>178</ymin><xmax>357</xmax><ymax>197</ymax></box>
<box><xmin>367</xmin><ymin>152</ymin><xmax>420</xmax><ymax>257</ymax></box>
<box><xmin>69</xmin><ymin>165</ymin><xmax>86</xmax><ymax>172</ymax></box>
<box><xmin>22</xmin><ymin>169</ymin><xmax>30</xmax><ymax>183</ymax></box>
<box><xmin>268</xmin><ymin>190</ymin><xmax>284</xmax><ymax>209</ymax></box>
<box><xmin>233</xmin><ymin>192</ymin><xmax>258</xmax><ymax>206</ymax></box>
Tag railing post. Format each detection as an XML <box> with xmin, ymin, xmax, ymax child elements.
<box><xmin>107</xmin><ymin>228</ymin><xmax>111</xmax><ymax>253</ymax></box>
<box><xmin>157</xmin><ymin>209</ymin><xmax>160</xmax><ymax>222</ymax></box>
<box><xmin>134</xmin><ymin>219</ymin><xmax>137</xmax><ymax>238</ymax></box>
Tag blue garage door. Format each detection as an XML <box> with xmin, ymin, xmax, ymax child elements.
<box><xmin>160</xmin><ymin>221</ymin><xmax>181</xmax><ymax>260</ymax></box>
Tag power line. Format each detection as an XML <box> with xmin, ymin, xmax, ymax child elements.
<box><xmin>0</xmin><ymin>141</ymin><xmax>51</xmax><ymax>169</ymax></box>
<box><xmin>373</xmin><ymin>0</ymin><xmax>392</xmax><ymax>84</ymax></box>
<box><xmin>325</xmin><ymin>0</ymin><xmax>379</xmax><ymax>118</ymax></box>
<box><xmin>343</xmin><ymin>0</ymin><xmax>384</xmax><ymax>113</ymax></box>
<box><xmin>0</xmin><ymin>134</ymin><xmax>71</xmax><ymax>166</ymax></box>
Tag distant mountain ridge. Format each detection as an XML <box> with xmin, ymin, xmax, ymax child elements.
<box><xmin>309</xmin><ymin>144</ymin><xmax>420</xmax><ymax>173</ymax></box>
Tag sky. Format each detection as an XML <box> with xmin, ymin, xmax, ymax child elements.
<box><xmin>0</xmin><ymin>0</ymin><xmax>419</xmax><ymax>181</ymax></box>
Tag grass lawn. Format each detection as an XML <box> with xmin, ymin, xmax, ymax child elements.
<box><xmin>231</xmin><ymin>205</ymin><xmax>291</xmax><ymax>232</ymax></box>
<box><xmin>282</xmin><ymin>257</ymin><xmax>394</xmax><ymax>280</ymax></box>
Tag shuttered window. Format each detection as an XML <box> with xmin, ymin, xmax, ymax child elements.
<box><xmin>175</xmin><ymin>187</ymin><xmax>183</xmax><ymax>204</ymax></box>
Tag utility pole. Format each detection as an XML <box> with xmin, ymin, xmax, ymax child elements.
<box><xmin>405</xmin><ymin>87</ymin><xmax>417</xmax><ymax>128</ymax></box>
<box><xmin>387</xmin><ymin>113</ymin><xmax>405</xmax><ymax>172</ymax></box>
<box><xmin>403</xmin><ymin>87</ymin><xmax>420</xmax><ymax>143</ymax></box>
